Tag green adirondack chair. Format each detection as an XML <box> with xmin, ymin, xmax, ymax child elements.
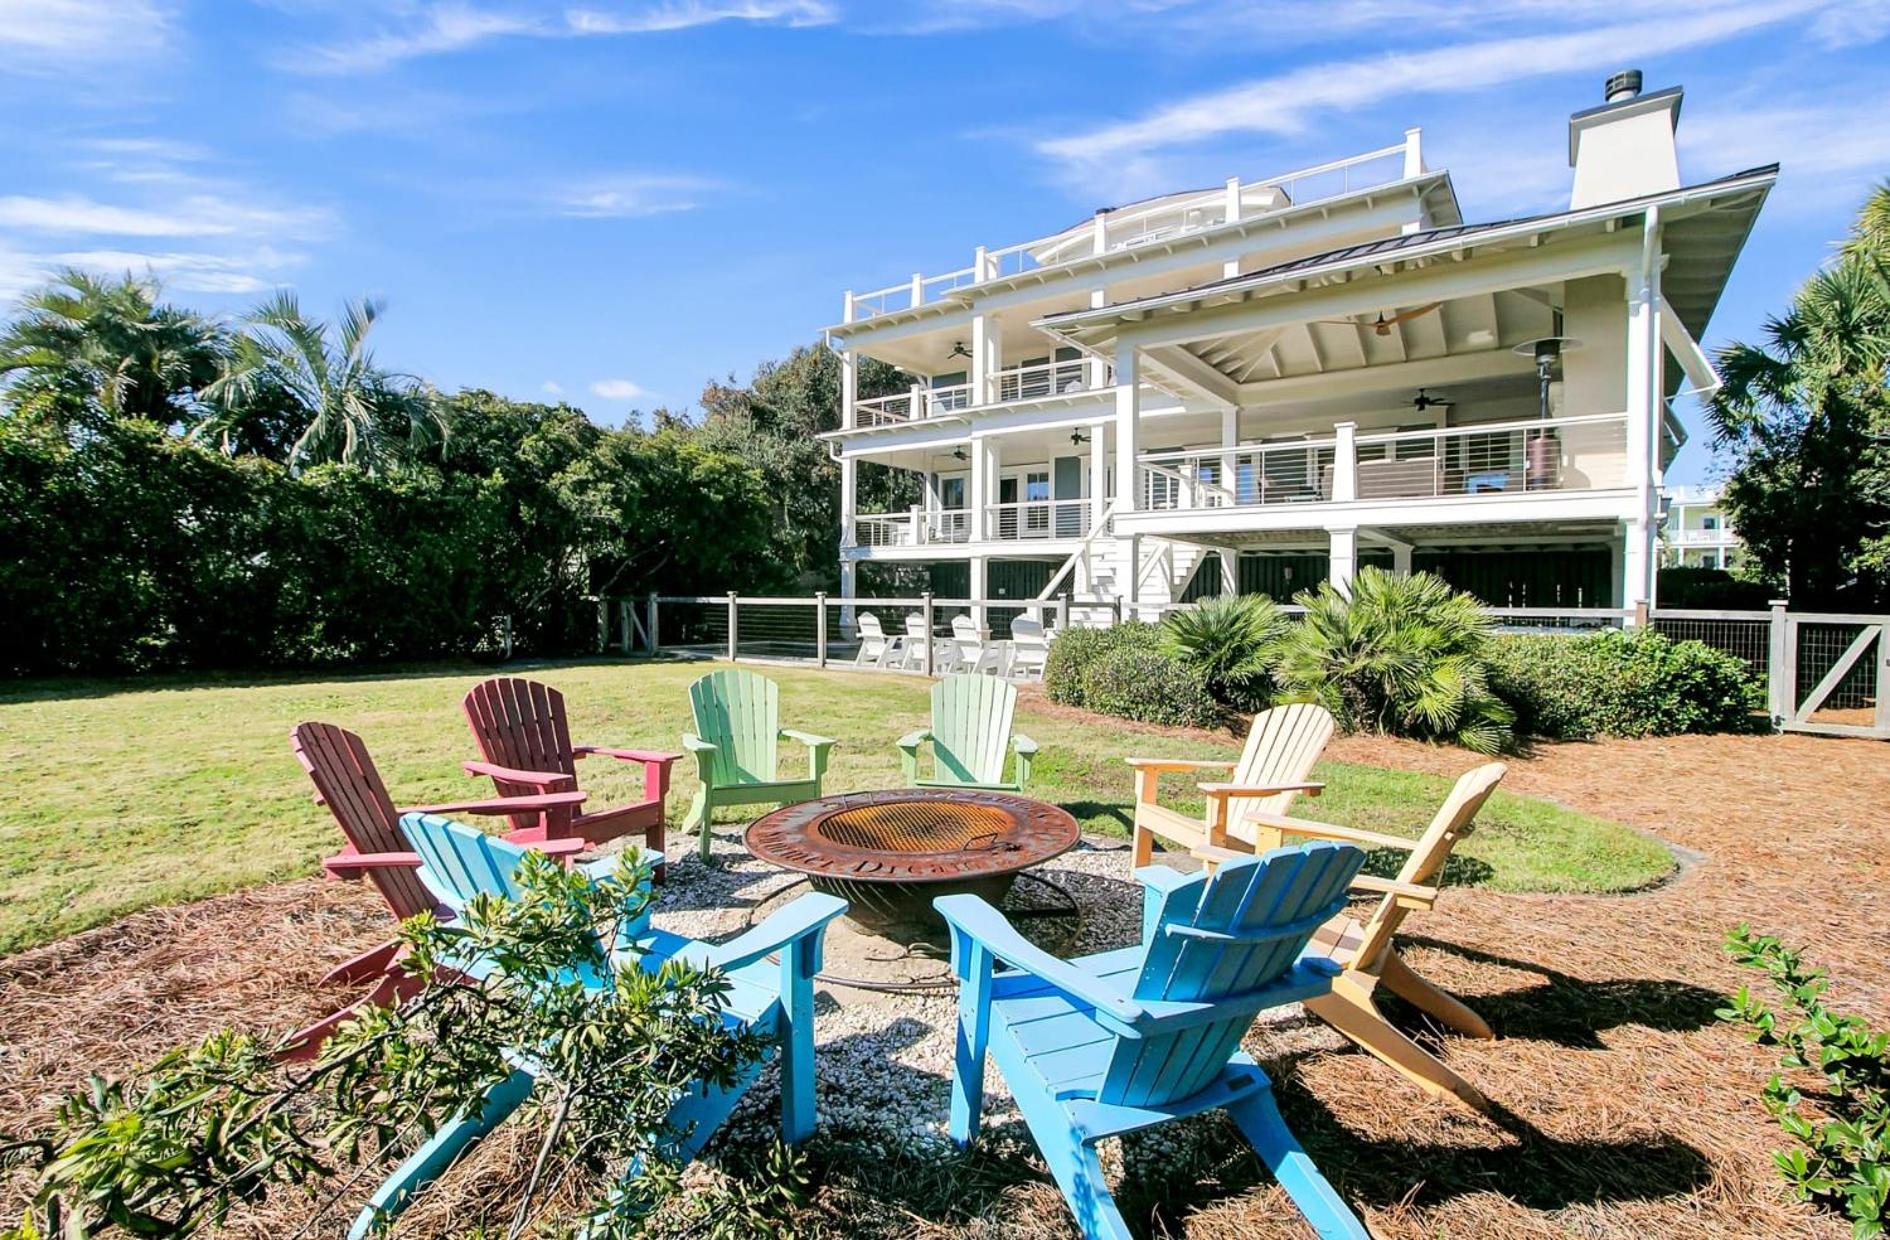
<box><xmin>897</xmin><ymin>673</ymin><xmax>1038</xmax><ymax>792</ymax></box>
<box><xmin>682</xmin><ymin>669</ymin><xmax>836</xmax><ymax>861</ymax></box>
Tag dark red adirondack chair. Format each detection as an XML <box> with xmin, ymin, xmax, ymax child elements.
<box><xmin>285</xmin><ymin>720</ymin><xmax>590</xmax><ymax>1059</ymax></box>
<box><xmin>461</xmin><ymin>677</ymin><xmax>679</xmax><ymax>875</ymax></box>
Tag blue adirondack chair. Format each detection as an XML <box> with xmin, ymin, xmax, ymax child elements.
<box><xmin>934</xmin><ymin>842</ymin><xmax>1371</xmax><ymax>1240</ymax></box>
<box><xmin>898</xmin><ymin>673</ymin><xmax>1038</xmax><ymax>792</ymax></box>
<box><xmin>348</xmin><ymin>812</ymin><xmax>846</xmax><ymax>1239</ymax></box>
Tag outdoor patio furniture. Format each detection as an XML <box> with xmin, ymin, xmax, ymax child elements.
<box><xmin>853</xmin><ymin>611</ymin><xmax>896</xmax><ymax>667</ymax></box>
<box><xmin>284</xmin><ymin>721</ymin><xmax>590</xmax><ymax>1059</ymax></box>
<box><xmin>1194</xmin><ymin>761</ymin><xmax>1508</xmax><ymax>1112</ymax></box>
<box><xmin>950</xmin><ymin>614</ymin><xmax>1002</xmax><ymax>674</ymax></box>
<box><xmin>935</xmin><ymin>842</ymin><xmax>1372</xmax><ymax>1240</ymax></box>
<box><xmin>348</xmin><ymin>812</ymin><xmax>845</xmax><ymax>1239</ymax></box>
<box><xmin>1126</xmin><ymin>702</ymin><xmax>1333</xmax><ymax>868</ymax></box>
<box><xmin>461</xmin><ymin>677</ymin><xmax>679</xmax><ymax>870</ymax></box>
<box><xmin>682</xmin><ymin>668</ymin><xmax>836</xmax><ymax>861</ymax></box>
<box><xmin>897</xmin><ymin>673</ymin><xmax>1038</xmax><ymax>792</ymax></box>
<box><xmin>1006</xmin><ymin>615</ymin><xmax>1050</xmax><ymax>680</ymax></box>
<box><xmin>898</xmin><ymin>612</ymin><xmax>932</xmax><ymax>670</ymax></box>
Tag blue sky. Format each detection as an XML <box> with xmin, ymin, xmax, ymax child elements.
<box><xmin>4</xmin><ymin>1</ymin><xmax>1888</xmax><ymax>483</ymax></box>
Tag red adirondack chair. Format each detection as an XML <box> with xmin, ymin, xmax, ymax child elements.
<box><xmin>461</xmin><ymin>677</ymin><xmax>679</xmax><ymax>875</ymax></box>
<box><xmin>285</xmin><ymin>720</ymin><xmax>590</xmax><ymax>1059</ymax></box>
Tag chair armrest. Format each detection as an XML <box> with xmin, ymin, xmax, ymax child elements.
<box><xmin>535</xmin><ymin>838</ymin><xmax>590</xmax><ymax>859</ymax></box>
<box><xmin>1242</xmin><ymin>812</ymin><xmax>1416</xmax><ymax>853</ymax></box>
<box><xmin>1012</xmin><ymin>733</ymin><xmax>1039</xmax><ymax>756</ymax></box>
<box><xmin>461</xmin><ymin>759</ymin><xmax>577</xmax><ymax>791</ymax></box>
<box><xmin>779</xmin><ymin>728</ymin><xmax>836</xmax><ymax>750</ymax></box>
<box><xmin>1196</xmin><ymin>781</ymin><xmax>1326</xmax><ymax>799</ymax></box>
<box><xmin>672</xmin><ymin>893</ymin><xmax>848</xmax><ymax>973</ymax></box>
<box><xmin>1349</xmin><ymin>874</ymin><xmax>1439</xmax><ymax>909</ymax></box>
<box><xmin>1123</xmin><ymin>757</ymin><xmax>1236</xmax><ymax>772</ymax></box>
<box><xmin>896</xmin><ymin>728</ymin><xmax>931</xmax><ymax>751</ymax></box>
<box><xmin>323</xmin><ymin>849</ymin><xmax>423</xmax><ymax>876</ymax></box>
<box><xmin>574</xmin><ymin>746</ymin><xmax>681</xmax><ymax>768</ymax></box>
<box><xmin>402</xmin><ymin>790</ymin><xmax>589</xmax><ymax>818</ymax></box>
<box><xmin>933</xmin><ymin>894</ymin><xmax>1142</xmax><ymax>1025</ymax></box>
<box><xmin>1190</xmin><ymin>842</ymin><xmax>1252</xmax><ymax>867</ymax></box>
<box><xmin>680</xmin><ymin>734</ymin><xmax>717</xmax><ymax>754</ymax></box>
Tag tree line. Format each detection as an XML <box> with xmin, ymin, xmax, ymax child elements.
<box><xmin>0</xmin><ymin>271</ymin><xmax>911</xmax><ymax>675</ymax></box>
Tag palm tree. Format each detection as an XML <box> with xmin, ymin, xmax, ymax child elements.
<box><xmin>198</xmin><ymin>293</ymin><xmax>445</xmax><ymax>473</ymax></box>
<box><xmin>0</xmin><ymin>268</ymin><xmax>226</xmax><ymax>432</ymax></box>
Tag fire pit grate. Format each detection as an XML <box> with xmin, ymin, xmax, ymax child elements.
<box><xmin>813</xmin><ymin>801</ymin><xmax>1012</xmax><ymax>853</ymax></box>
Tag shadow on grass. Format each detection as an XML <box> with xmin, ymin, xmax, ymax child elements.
<box><xmin>1058</xmin><ymin>799</ymin><xmax>1134</xmax><ymax>834</ymax></box>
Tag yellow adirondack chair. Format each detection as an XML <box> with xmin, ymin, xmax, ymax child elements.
<box><xmin>1125</xmin><ymin>703</ymin><xmax>1334</xmax><ymax>868</ymax></box>
<box><xmin>1196</xmin><ymin>761</ymin><xmax>1508</xmax><ymax>1112</ymax></box>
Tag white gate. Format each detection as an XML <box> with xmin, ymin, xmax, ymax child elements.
<box><xmin>1777</xmin><ymin>612</ymin><xmax>1890</xmax><ymax>739</ymax></box>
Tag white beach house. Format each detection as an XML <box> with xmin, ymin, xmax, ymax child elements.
<box><xmin>821</xmin><ymin>71</ymin><xmax>1773</xmax><ymax>619</ymax></box>
<box><xmin>1661</xmin><ymin>484</ymin><xmax>1745</xmax><ymax>570</ymax></box>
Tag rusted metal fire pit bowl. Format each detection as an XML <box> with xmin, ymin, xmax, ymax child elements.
<box><xmin>745</xmin><ymin>789</ymin><xmax>1079</xmax><ymax>940</ymax></box>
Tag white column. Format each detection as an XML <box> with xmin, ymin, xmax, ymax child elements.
<box><xmin>1328</xmin><ymin>527</ymin><xmax>1358</xmax><ymax>594</ymax></box>
<box><xmin>1401</xmin><ymin>129</ymin><xmax>1425</xmax><ymax>235</ymax></box>
<box><xmin>970</xmin><ymin>312</ymin><xmax>1000</xmax><ymax>406</ymax></box>
<box><xmin>1088</xmin><ymin>426</ymin><xmax>1107</xmax><ymax>530</ymax></box>
<box><xmin>1392</xmin><ymin>544</ymin><xmax>1413</xmax><ymax>576</ymax></box>
<box><xmin>1223</xmin><ymin>177</ymin><xmax>1242</xmax><ymax>277</ymax></box>
<box><xmin>1219</xmin><ymin>407</ymin><xmax>1238</xmax><ymax>506</ymax></box>
<box><xmin>1627</xmin><ymin>209</ymin><xmax>1664</xmax><ymax>567</ymax></box>
<box><xmin>840</xmin><ymin>348</ymin><xmax>857</xmax><ymax>429</ymax></box>
<box><xmin>838</xmin><ymin>558</ymin><xmax>857</xmax><ymax>633</ymax></box>
<box><xmin>969</xmin><ymin>555</ymin><xmax>988</xmax><ymax>631</ymax></box>
<box><xmin>1087</xmin><ymin>287</ymin><xmax>1109</xmax><ymax>388</ymax></box>
<box><xmin>967</xmin><ymin>438</ymin><xmax>988</xmax><ymax>542</ymax></box>
<box><xmin>1331</xmin><ymin>421</ymin><xmax>1358</xmax><ymax>503</ymax></box>
<box><xmin>1114</xmin><ymin>344</ymin><xmax>1141</xmax><ymax>513</ymax></box>
<box><xmin>839</xmin><ymin>456</ymin><xmax>857</xmax><ymax>547</ymax></box>
<box><xmin>1218</xmin><ymin>549</ymin><xmax>1238</xmax><ymax>595</ymax></box>
<box><xmin>1623</xmin><ymin>516</ymin><xmax>1653</xmax><ymax>622</ymax></box>
<box><xmin>1609</xmin><ymin>533</ymin><xmax>1624</xmax><ymax>608</ymax></box>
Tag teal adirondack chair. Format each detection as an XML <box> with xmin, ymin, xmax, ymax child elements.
<box><xmin>348</xmin><ymin>812</ymin><xmax>846</xmax><ymax>1239</ymax></box>
<box><xmin>935</xmin><ymin>841</ymin><xmax>1371</xmax><ymax>1240</ymax></box>
<box><xmin>682</xmin><ymin>669</ymin><xmax>836</xmax><ymax>861</ymax></box>
<box><xmin>897</xmin><ymin>673</ymin><xmax>1038</xmax><ymax>792</ymax></box>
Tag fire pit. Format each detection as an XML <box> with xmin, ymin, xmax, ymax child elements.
<box><xmin>745</xmin><ymin>789</ymin><xmax>1080</xmax><ymax>940</ymax></box>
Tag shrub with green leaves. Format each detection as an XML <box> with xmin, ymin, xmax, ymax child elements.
<box><xmin>1487</xmin><ymin>629</ymin><xmax>1764</xmax><ymax>739</ymax></box>
<box><xmin>1043</xmin><ymin>621</ymin><xmax>1221</xmax><ymax>727</ymax></box>
<box><xmin>1274</xmin><ymin>568</ymin><xmax>1514</xmax><ymax>754</ymax></box>
<box><xmin>1719</xmin><ymin>925</ymin><xmax>1889</xmax><ymax>1238</ymax></box>
<box><xmin>1158</xmin><ymin>593</ymin><xmax>1290</xmax><ymax>711</ymax></box>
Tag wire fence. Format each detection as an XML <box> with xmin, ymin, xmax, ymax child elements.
<box><xmin>1650</xmin><ymin>609</ymin><xmax>1773</xmax><ymax>677</ymax></box>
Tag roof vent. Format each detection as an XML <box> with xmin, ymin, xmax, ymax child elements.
<box><xmin>1604</xmin><ymin>69</ymin><xmax>1643</xmax><ymax>103</ymax></box>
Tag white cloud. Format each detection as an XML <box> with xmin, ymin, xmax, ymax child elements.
<box><xmin>552</xmin><ymin>173</ymin><xmax>722</xmax><ymax>219</ymax></box>
<box><xmin>590</xmin><ymin>378</ymin><xmax>649</xmax><ymax>400</ymax></box>
<box><xmin>49</xmin><ymin>246</ymin><xmax>306</xmax><ymax>294</ymax></box>
<box><xmin>0</xmin><ymin>0</ymin><xmax>171</xmax><ymax>67</ymax></box>
<box><xmin>1037</xmin><ymin>0</ymin><xmax>1828</xmax><ymax>187</ymax></box>
<box><xmin>1680</xmin><ymin>98</ymin><xmax>1890</xmax><ymax>211</ymax></box>
<box><xmin>541</xmin><ymin>380</ymin><xmax>565</xmax><ymax>395</ymax></box>
<box><xmin>293</xmin><ymin>0</ymin><xmax>836</xmax><ymax>74</ymax></box>
<box><xmin>0</xmin><ymin>193</ymin><xmax>333</xmax><ymax>240</ymax></box>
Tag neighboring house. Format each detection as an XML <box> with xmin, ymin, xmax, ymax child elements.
<box><xmin>1661</xmin><ymin>484</ymin><xmax>1744</xmax><ymax>570</ymax></box>
<box><xmin>821</xmin><ymin>70</ymin><xmax>1773</xmax><ymax>619</ymax></box>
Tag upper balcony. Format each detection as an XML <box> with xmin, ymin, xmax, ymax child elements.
<box><xmin>854</xmin><ymin>359</ymin><xmax>1109</xmax><ymax>428</ymax></box>
<box><xmin>837</xmin><ymin>138</ymin><xmax>1423</xmax><ymax>325</ymax></box>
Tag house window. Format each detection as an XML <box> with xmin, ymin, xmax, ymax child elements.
<box><xmin>1025</xmin><ymin>470</ymin><xmax>1051</xmax><ymax>534</ymax></box>
<box><xmin>1702</xmin><ymin>515</ymin><xmax>1720</xmax><ymax>531</ymax></box>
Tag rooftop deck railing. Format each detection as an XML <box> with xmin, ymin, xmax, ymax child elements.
<box><xmin>841</xmin><ymin>135</ymin><xmax>1418</xmax><ymax>323</ymax></box>
<box><xmin>854</xmin><ymin>382</ymin><xmax>975</xmax><ymax>427</ymax></box>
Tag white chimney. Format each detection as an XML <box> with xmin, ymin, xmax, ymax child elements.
<box><xmin>1568</xmin><ymin>69</ymin><xmax>1683</xmax><ymax>210</ymax></box>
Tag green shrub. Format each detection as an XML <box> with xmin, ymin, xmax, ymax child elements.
<box><xmin>1719</xmin><ymin>925</ymin><xmax>1889</xmax><ymax>1238</ymax></box>
<box><xmin>1159</xmin><ymin>593</ymin><xmax>1290</xmax><ymax>711</ymax></box>
<box><xmin>1487</xmin><ymin>629</ymin><xmax>1763</xmax><ymax>739</ymax></box>
<box><xmin>1275</xmin><ymin>568</ymin><xmax>1514</xmax><ymax>754</ymax></box>
<box><xmin>1657</xmin><ymin>565</ymin><xmax>1775</xmax><ymax>609</ymax></box>
<box><xmin>1044</xmin><ymin>622</ymin><xmax>1221</xmax><ymax>727</ymax></box>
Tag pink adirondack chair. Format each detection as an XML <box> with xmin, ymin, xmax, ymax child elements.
<box><xmin>285</xmin><ymin>721</ymin><xmax>590</xmax><ymax>1059</ymax></box>
<box><xmin>461</xmin><ymin>677</ymin><xmax>679</xmax><ymax>876</ymax></box>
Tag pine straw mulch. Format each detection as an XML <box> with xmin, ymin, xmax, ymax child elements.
<box><xmin>1</xmin><ymin>730</ymin><xmax>1886</xmax><ymax>1238</ymax></box>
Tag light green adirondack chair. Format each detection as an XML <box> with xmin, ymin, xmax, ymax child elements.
<box><xmin>683</xmin><ymin>669</ymin><xmax>836</xmax><ymax>861</ymax></box>
<box><xmin>898</xmin><ymin>673</ymin><xmax>1038</xmax><ymax>792</ymax></box>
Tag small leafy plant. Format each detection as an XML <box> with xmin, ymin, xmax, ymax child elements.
<box><xmin>1158</xmin><ymin>593</ymin><xmax>1290</xmax><ymax>711</ymax></box>
<box><xmin>1719</xmin><ymin>924</ymin><xmax>1889</xmax><ymax>1238</ymax></box>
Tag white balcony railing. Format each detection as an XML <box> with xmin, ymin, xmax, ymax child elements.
<box><xmin>850</xmin><ymin>502</ymin><xmax>1093</xmax><ymax>548</ymax></box>
<box><xmin>1666</xmin><ymin>527</ymin><xmax>1736</xmax><ymax>546</ymax></box>
<box><xmin>854</xmin><ymin>382</ymin><xmax>975</xmax><ymax>428</ymax></box>
<box><xmin>842</xmin><ymin>135</ymin><xmax>1418</xmax><ymax>322</ymax></box>
<box><xmin>993</xmin><ymin>359</ymin><xmax>1106</xmax><ymax>403</ymax></box>
<box><xmin>988</xmin><ymin>499</ymin><xmax>1092</xmax><ymax>541</ymax></box>
<box><xmin>1136</xmin><ymin>413</ymin><xmax>1631</xmax><ymax>513</ymax></box>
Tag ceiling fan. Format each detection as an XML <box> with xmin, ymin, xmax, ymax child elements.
<box><xmin>1410</xmin><ymin>388</ymin><xmax>1454</xmax><ymax>413</ymax></box>
<box><xmin>946</xmin><ymin>340</ymin><xmax>972</xmax><ymax>361</ymax></box>
<box><xmin>1315</xmin><ymin>302</ymin><xmax>1444</xmax><ymax>335</ymax></box>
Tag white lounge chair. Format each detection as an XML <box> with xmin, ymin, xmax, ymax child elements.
<box><xmin>1007</xmin><ymin>615</ymin><xmax>1051</xmax><ymax>681</ymax></box>
<box><xmin>854</xmin><ymin>612</ymin><xmax>897</xmax><ymax>667</ymax></box>
<box><xmin>951</xmin><ymin>615</ymin><xmax>1001</xmax><ymax>675</ymax></box>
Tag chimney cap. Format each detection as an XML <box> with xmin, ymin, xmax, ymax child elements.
<box><xmin>1568</xmin><ymin>83</ymin><xmax>1684</xmax><ymax>165</ymax></box>
<box><xmin>1605</xmin><ymin>69</ymin><xmax>1643</xmax><ymax>102</ymax></box>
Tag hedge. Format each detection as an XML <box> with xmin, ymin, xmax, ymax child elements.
<box><xmin>1486</xmin><ymin>629</ymin><xmax>1765</xmax><ymax>740</ymax></box>
<box><xmin>1043</xmin><ymin>623</ymin><xmax>1222</xmax><ymax>728</ymax></box>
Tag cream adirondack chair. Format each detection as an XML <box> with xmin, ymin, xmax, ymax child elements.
<box><xmin>1126</xmin><ymin>703</ymin><xmax>1334</xmax><ymax>868</ymax></box>
<box><xmin>1195</xmin><ymin>761</ymin><xmax>1509</xmax><ymax>1112</ymax></box>
<box><xmin>853</xmin><ymin>612</ymin><xmax>895</xmax><ymax>667</ymax></box>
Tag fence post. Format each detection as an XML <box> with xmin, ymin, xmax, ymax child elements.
<box><xmin>1054</xmin><ymin>594</ymin><xmax>1069</xmax><ymax>632</ymax></box>
<box><xmin>1767</xmin><ymin>599</ymin><xmax>1791</xmax><ymax>724</ymax></box>
<box><xmin>646</xmin><ymin>594</ymin><xmax>660</xmax><ymax>656</ymax></box>
<box><xmin>595</xmin><ymin>598</ymin><xmax>608</xmax><ymax>653</ymax></box>
<box><xmin>815</xmin><ymin>592</ymin><xmax>828</xmax><ymax>668</ymax></box>
<box><xmin>921</xmin><ymin>591</ymin><xmax>935</xmax><ymax>677</ymax></box>
<box><xmin>617</xmin><ymin>600</ymin><xmax>631</xmax><ymax>654</ymax></box>
<box><xmin>727</xmin><ymin>591</ymin><xmax>739</xmax><ymax>663</ymax></box>
<box><xmin>1110</xmin><ymin>597</ymin><xmax>1122</xmax><ymax>627</ymax></box>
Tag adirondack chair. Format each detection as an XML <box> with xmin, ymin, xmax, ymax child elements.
<box><xmin>898</xmin><ymin>673</ymin><xmax>1038</xmax><ymax>791</ymax></box>
<box><xmin>1006</xmin><ymin>615</ymin><xmax>1050</xmax><ymax>680</ymax></box>
<box><xmin>461</xmin><ymin>677</ymin><xmax>680</xmax><ymax>873</ymax></box>
<box><xmin>349</xmin><ymin>812</ymin><xmax>845</xmax><ymax>1240</ymax></box>
<box><xmin>1126</xmin><ymin>702</ymin><xmax>1334</xmax><ymax>868</ymax></box>
<box><xmin>899</xmin><ymin>612</ymin><xmax>933</xmax><ymax>671</ymax></box>
<box><xmin>285</xmin><ymin>721</ymin><xmax>591</xmax><ymax>1059</ymax></box>
<box><xmin>1195</xmin><ymin>762</ymin><xmax>1508</xmax><ymax>1113</ymax></box>
<box><xmin>854</xmin><ymin>612</ymin><xmax>895</xmax><ymax>667</ymax></box>
<box><xmin>682</xmin><ymin>669</ymin><xmax>837</xmax><ymax>861</ymax></box>
<box><xmin>950</xmin><ymin>615</ymin><xmax>1002</xmax><ymax>675</ymax></box>
<box><xmin>935</xmin><ymin>842</ymin><xmax>1372</xmax><ymax>1240</ymax></box>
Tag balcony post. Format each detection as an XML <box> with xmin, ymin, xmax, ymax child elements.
<box><xmin>1332</xmin><ymin>421</ymin><xmax>1358</xmax><ymax>503</ymax></box>
<box><xmin>969</xmin><ymin>556</ymin><xmax>988</xmax><ymax>632</ymax></box>
<box><xmin>839</xmin><ymin>456</ymin><xmax>857</xmax><ymax>548</ymax></box>
<box><xmin>840</xmin><ymin>347</ymin><xmax>857</xmax><ymax>430</ymax></box>
<box><xmin>968</xmin><ymin>436</ymin><xmax>989</xmax><ymax>541</ymax></box>
<box><xmin>1092</xmin><ymin>210</ymin><xmax>1107</xmax><ymax>256</ymax></box>
<box><xmin>1088</xmin><ymin>427</ymin><xmax>1107</xmax><ymax>532</ymax></box>
<box><xmin>909</xmin><ymin>503</ymin><xmax>925</xmax><ymax>546</ymax></box>
<box><xmin>1114</xmin><ymin>345</ymin><xmax>1141</xmax><ymax>513</ymax></box>
<box><xmin>909</xmin><ymin>381</ymin><xmax>925</xmax><ymax>422</ymax></box>
<box><xmin>842</xmin><ymin>289</ymin><xmax>855</xmax><ymax>324</ymax></box>
<box><xmin>1220</xmin><ymin>408</ymin><xmax>1238</xmax><ymax>506</ymax></box>
<box><xmin>971</xmin><ymin>312</ymin><xmax>999</xmax><ymax>406</ymax></box>
<box><xmin>1403</xmin><ymin>127</ymin><xmax>1424</xmax><ymax>177</ymax></box>
<box><xmin>1328</xmin><ymin>527</ymin><xmax>1358</xmax><ymax>595</ymax></box>
<box><xmin>1223</xmin><ymin>178</ymin><xmax>1242</xmax><ymax>277</ymax></box>
<box><xmin>973</xmin><ymin>245</ymin><xmax>990</xmax><ymax>283</ymax></box>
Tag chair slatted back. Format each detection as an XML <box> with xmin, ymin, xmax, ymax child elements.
<box><xmin>856</xmin><ymin>613</ymin><xmax>886</xmax><ymax>643</ymax></box>
<box><xmin>928</xmin><ymin>674</ymin><xmax>1015</xmax><ymax>786</ymax></box>
<box><xmin>1102</xmin><ymin>842</ymin><xmax>1364</xmax><ymax>1108</ymax></box>
<box><xmin>1352</xmin><ymin>762</ymin><xmax>1506</xmax><ymax>972</ymax></box>
<box><xmin>463</xmin><ymin>677</ymin><xmax>580</xmax><ymax>834</ymax></box>
<box><xmin>1227</xmin><ymin>704</ymin><xmax>1335</xmax><ymax>840</ymax></box>
<box><xmin>688</xmin><ymin>669</ymin><xmax>781</xmax><ymax>786</ymax></box>
<box><xmin>292</xmin><ymin>722</ymin><xmax>439</xmax><ymax>921</ymax></box>
<box><xmin>398</xmin><ymin>812</ymin><xmax>528</xmax><ymax>918</ymax></box>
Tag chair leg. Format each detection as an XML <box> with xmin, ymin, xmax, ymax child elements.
<box><xmin>1304</xmin><ymin>983</ymin><xmax>1491</xmax><ymax>1113</ymax></box>
<box><xmin>1227</xmin><ymin>1085</ymin><xmax>1370</xmax><ymax>1240</ymax></box>
<box><xmin>1131</xmin><ymin>820</ymin><xmax>1155</xmax><ymax>869</ymax></box>
<box><xmin>319</xmin><ymin>938</ymin><xmax>400</xmax><ymax>987</ymax></box>
<box><xmin>280</xmin><ymin>967</ymin><xmax>425</xmax><ymax>1062</ymax></box>
<box><xmin>1045</xmin><ymin>1138</ymin><xmax>1133</xmax><ymax>1240</ymax></box>
<box><xmin>1378</xmin><ymin>950</ymin><xmax>1493</xmax><ymax>1039</ymax></box>
<box><xmin>684</xmin><ymin>787</ymin><xmax>712</xmax><ymax>861</ymax></box>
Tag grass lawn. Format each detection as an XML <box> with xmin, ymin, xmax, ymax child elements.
<box><xmin>0</xmin><ymin>658</ymin><xmax>1672</xmax><ymax>954</ymax></box>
